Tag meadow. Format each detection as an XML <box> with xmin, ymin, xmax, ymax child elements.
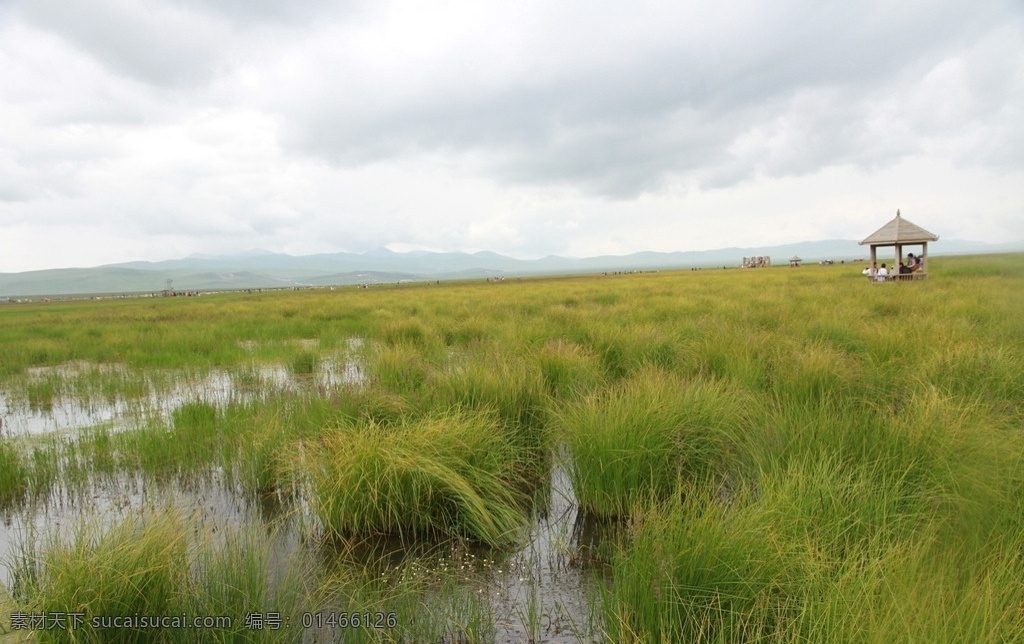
<box><xmin>1</xmin><ymin>253</ymin><xmax>1022</xmax><ymax>642</ymax></box>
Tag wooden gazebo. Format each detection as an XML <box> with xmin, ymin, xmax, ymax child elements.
<box><xmin>859</xmin><ymin>210</ymin><xmax>938</xmax><ymax>279</ymax></box>
<box><xmin>789</xmin><ymin>256</ymin><xmax>802</xmax><ymax>267</ymax></box>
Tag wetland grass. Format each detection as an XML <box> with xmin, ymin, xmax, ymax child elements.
<box><xmin>558</xmin><ymin>368</ymin><xmax>754</xmax><ymax>518</ymax></box>
<box><xmin>0</xmin><ymin>440</ymin><xmax>29</xmax><ymax>506</ymax></box>
<box><xmin>187</xmin><ymin>524</ymin><xmax>314</xmax><ymax>642</ymax></box>
<box><xmin>25</xmin><ymin>377</ymin><xmax>60</xmax><ymax>413</ymax></box>
<box><xmin>1</xmin><ymin>253</ymin><xmax>1022</xmax><ymax>642</ymax></box>
<box><xmin>604</xmin><ymin>489</ymin><xmax>798</xmax><ymax>643</ymax></box>
<box><xmin>604</xmin><ymin>397</ymin><xmax>1024</xmax><ymax>643</ymax></box>
<box><xmin>595</xmin><ymin>260</ymin><xmax>1024</xmax><ymax>641</ymax></box>
<box><xmin>113</xmin><ymin>401</ymin><xmax>226</xmax><ymax>477</ymax></box>
<box><xmin>9</xmin><ymin>512</ymin><xmax>189</xmax><ymax>643</ymax></box>
<box><xmin>427</xmin><ymin>351</ymin><xmax>549</xmax><ymax>444</ymax></box>
<box><xmin>301</xmin><ymin>410</ymin><xmax>532</xmax><ymax>547</ymax></box>
<box><xmin>317</xmin><ymin>549</ymin><xmax>502</xmax><ymax>643</ymax></box>
<box><xmin>288</xmin><ymin>350</ymin><xmax>320</xmax><ymax>376</ymax></box>
<box><xmin>7</xmin><ymin>513</ymin><xmax>317</xmax><ymax>644</ymax></box>
<box><xmin>534</xmin><ymin>338</ymin><xmax>603</xmax><ymax>401</ymax></box>
<box><xmin>370</xmin><ymin>342</ymin><xmax>432</xmax><ymax>396</ymax></box>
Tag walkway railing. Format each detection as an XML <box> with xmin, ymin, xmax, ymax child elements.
<box><xmin>867</xmin><ymin>272</ymin><xmax>927</xmax><ymax>282</ymax></box>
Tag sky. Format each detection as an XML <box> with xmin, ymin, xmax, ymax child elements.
<box><xmin>1</xmin><ymin>0</ymin><xmax>1022</xmax><ymax>273</ymax></box>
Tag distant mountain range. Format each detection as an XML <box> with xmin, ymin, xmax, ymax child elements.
<box><xmin>2</xmin><ymin>238</ymin><xmax>1022</xmax><ymax>298</ymax></box>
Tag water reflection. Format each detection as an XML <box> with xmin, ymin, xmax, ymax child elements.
<box><xmin>0</xmin><ymin>357</ymin><xmax>365</xmax><ymax>437</ymax></box>
<box><xmin>0</xmin><ymin>453</ymin><xmax>613</xmax><ymax>642</ymax></box>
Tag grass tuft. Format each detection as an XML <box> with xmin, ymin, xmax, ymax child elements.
<box><xmin>559</xmin><ymin>368</ymin><xmax>756</xmax><ymax>518</ymax></box>
<box><xmin>0</xmin><ymin>440</ymin><xmax>29</xmax><ymax>507</ymax></box>
<box><xmin>301</xmin><ymin>410</ymin><xmax>530</xmax><ymax>546</ymax></box>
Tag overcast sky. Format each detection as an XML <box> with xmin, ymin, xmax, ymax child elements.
<box><xmin>1</xmin><ymin>0</ymin><xmax>1022</xmax><ymax>272</ymax></box>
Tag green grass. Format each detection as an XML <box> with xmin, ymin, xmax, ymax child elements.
<box><xmin>557</xmin><ymin>368</ymin><xmax>755</xmax><ymax>518</ymax></box>
<box><xmin>426</xmin><ymin>349</ymin><xmax>549</xmax><ymax>443</ymax></box>
<box><xmin>9</xmin><ymin>512</ymin><xmax>190</xmax><ymax>644</ymax></box>
<box><xmin>604</xmin><ymin>489</ymin><xmax>800</xmax><ymax>643</ymax></box>
<box><xmin>289</xmin><ymin>350</ymin><xmax>320</xmax><ymax>376</ymax></box>
<box><xmin>6</xmin><ymin>512</ymin><xmax>514</xmax><ymax>644</ymax></box>
<box><xmin>534</xmin><ymin>338</ymin><xmax>603</xmax><ymax>400</ymax></box>
<box><xmin>317</xmin><ymin>547</ymin><xmax>501</xmax><ymax>643</ymax></box>
<box><xmin>1</xmin><ymin>253</ymin><xmax>1022</xmax><ymax>642</ymax></box>
<box><xmin>300</xmin><ymin>410</ymin><xmax>532</xmax><ymax>546</ymax></box>
<box><xmin>7</xmin><ymin>513</ymin><xmax>318</xmax><ymax>644</ymax></box>
<box><xmin>0</xmin><ymin>440</ymin><xmax>29</xmax><ymax>506</ymax></box>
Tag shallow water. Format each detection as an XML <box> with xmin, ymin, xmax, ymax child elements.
<box><xmin>0</xmin><ymin>357</ymin><xmax>364</xmax><ymax>437</ymax></box>
<box><xmin>489</xmin><ymin>461</ymin><xmax>608</xmax><ymax>642</ymax></box>
<box><xmin>0</xmin><ymin>456</ymin><xmax>609</xmax><ymax>642</ymax></box>
<box><xmin>0</xmin><ymin>341</ymin><xmax>610</xmax><ymax>640</ymax></box>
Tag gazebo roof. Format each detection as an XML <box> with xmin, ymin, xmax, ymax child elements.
<box><xmin>860</xmin><ymin>210</ymin><xmax>939</xmax><ymax>245</ymax></box>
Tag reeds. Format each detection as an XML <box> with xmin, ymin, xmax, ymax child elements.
<box><xmin>289</xmin><ymin>350</ymin><xmax>320</xmax><ymax>376</ymax></box>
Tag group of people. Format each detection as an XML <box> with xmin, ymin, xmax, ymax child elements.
<box><xmin>862</xmin><ymin>253</ymin><xmax>923</xmax><ymax>281</ymax></box>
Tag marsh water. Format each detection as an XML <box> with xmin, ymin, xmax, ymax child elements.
<box><xmin>0</xmin><ymin>356</ymin><xmax>609</xmax><ymax>642</ymax></box>
<box><xmin>0</xmin><ymin>464</ymin><xmax>606</xmax><ymax>642</ymax></box>
<box><xmin>0</xmin><ymin>359</ymin><xmax>363</xmax><ymax>437</ymax></box>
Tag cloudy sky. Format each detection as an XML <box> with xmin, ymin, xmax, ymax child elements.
<box><xmin>1</xmin><ymin>0</ymin><xmax>1022</xmax><ymax>272</ymax></box>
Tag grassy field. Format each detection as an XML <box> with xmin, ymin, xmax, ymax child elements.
<box><xmin>1</xmin><ymin>253</ymin><xmax>1022</xmax><ymax>642</ymax></box>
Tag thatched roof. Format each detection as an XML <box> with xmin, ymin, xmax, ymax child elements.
<box><xmin>860</xmin><ymin>210</ymin><xmax>939</xmax><ymax>245</ymax></box>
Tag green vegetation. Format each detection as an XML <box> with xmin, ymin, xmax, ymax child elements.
<box><xmin>6</xmin><ymin>511</ymin><xmax>517</xmax><ymax>644</ymax></box>
<box><xmin>301</xmin><ymin>410</ymin><xmax>532</xmax><ymax>546</ymax></box>
<box><xmin>0</xmin><ymin>253</ymin><xmax>1022</xmax><ymax>641</ymax></box>
<box><xmin>9</xmin><ymin>512</ymin><xmax>326</xmax><ymax>644</ymax></box>
<box><xmin>0</xmin><ymin>440</ymin><xmax>29</xmax><ymax>505</ymax></box>
<box><xmin>558</xmin><ymin>368</ymin><xmax>753</xmax><ymax>517</ymax></box>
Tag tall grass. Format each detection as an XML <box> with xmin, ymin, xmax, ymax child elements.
<box><xmin>289</xmin><ymin>350</ymin><xmax>320</xmax><ymax>376</ymax></box>
<box><xmin>427</xmin><ymin>350</ymin><xmax>549</xmax><ymax>443</ymax></box>
<box><xmin>778</xmin><ymin>522</ymin><xmax>1024</xmax><ymax>642</ymax></box>
<box><xmin>114</xmin><ymin>401</ymin><xmax>224</xmax><ymax>476</ymax></box>
<box><xmin>534</xmin><ymin>338</ymin><xmax>603</xmax><ymax>401</ymax></box>
<box><xmin>9</xmin><ymin>513</ymin><xmax>189</xmax><ymax>644</ymax></box>
<box><xmin>0</xmin><ymin>440</ymin><xmax>29</xmax><ymax>506</ymax></box>
<box><xmin>606</xmin><ymin>491</ymin><xmax>1024</xmax><ymax>643</ymax></box>
<box><xmin>7</xmin><ymin>513</ymin><xmax>316</xmax><ymax>644</ymax></box>
<box><xmin>370</xmin><ymin>342</ymin><xmax>431</xmax><ymax>396</ymax></box>
<box><xmin>604</xmin><ymin>489</ymin><xmax>800</xmax><ymax>643</ymax></box>
<box><xmin>317</xmin><ymin>548</ymin><xmax>499</xmax><ymax>643</ymax></box>
<box><xmin>1</xmin><ymin>253</ymin><xmax>1022</xmax><ymax>642</ymax></box>
<box><xmin>187</xmin><ymin>524</ymin><xmax>314</xmax><ymax>642</ymax></box>
<box><xmin>558</xmin><ymin>368</ymin><xmax>755</xmax><ymax>518</ymax></box>
<box><xmin>300</xmin><ymin>410</ymin><xmax>531</xmax><ymax>546</ymax></box>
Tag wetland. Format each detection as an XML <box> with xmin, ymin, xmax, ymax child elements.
<box><xmin>1</xmin><ymin>254</ymin><xmax>1023</xmax><ymax>642</ymax></box>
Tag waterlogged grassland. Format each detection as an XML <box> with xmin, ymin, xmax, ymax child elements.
<box><xmin>0</xmin><ymin>254</ymin><xmax>1022</xmax><ymax>642</ymax></box>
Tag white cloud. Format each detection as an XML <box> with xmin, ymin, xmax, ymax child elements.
<box><xmin>0</xmin><ymin>0</ymin><xmax>1021</xmax><ymax>273</ymax></box>
<box><xmin>20</xmin><ymin>0</ymin><xmax>232</xmax><ymax>87</ymax></box>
